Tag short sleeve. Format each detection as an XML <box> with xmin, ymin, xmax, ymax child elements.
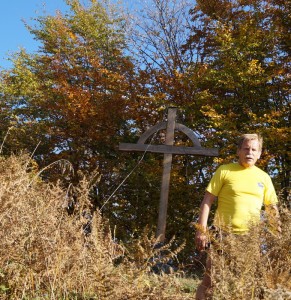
<box><xmin>263</xmin><ymin>175</ymin><xmax>278</xmax><ymax>206</ymax></box>
<box><xmin>206</xmin><ymin>166</ymin><xmax>225</xmax><ymax>197</ymax></box>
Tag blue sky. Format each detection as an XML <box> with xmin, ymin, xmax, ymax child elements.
<box><xmin>0</xmin><ymin>0</ymin><xmax>139</xmax><ymax>70</ymax></box>
<box><xmin>0</xmin><ymin>0</ymin><xmax>70</xmax><ymax>69</ymax></box>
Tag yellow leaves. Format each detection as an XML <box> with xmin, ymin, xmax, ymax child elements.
<box><xmin>1</xmin><ymin>53</ymin><xmax>42</xmax><ymax>97</ymax></box>
<box><xmin>200</xmin><ymin>105</ymin><xmax>224</xmax><ymax>127</ymax></box>
<box><xmin>200</xmin><ymin>105</ymin><xmax>221</xmax><ymax>119</ymax></box>
<box><xmin>246</xmin><ymin>59</ymin><xmax>264</xmax><ymax>76</ymax></box>
<box><xmin>215</xmin><ymin>22</ymin><xmax>233</xmax><ymax>49</ymax></box>
<box><xmin>196</xmin><ymin>89</ymin><xmax>212</xmax><ymax>103</ymax></box>
<box><xmin>157</xmin><ymin>104</ymin><xmax>166</xmax><ymax>111</ymax></box>
<box><xmin>173</xmin><ymin>69</ymin><xmax>183</xmax><ymax>79</ymax></box>
<box><xmin>190</xmin><ymin>63</ymin><xmax>210</xmax><ymax>80</ymax></box>
<box><xmin>68</xmin><ymin>31</ymin><xmax>77</xmax><ymax>41</ymax></box>
<box><xmin>214</xmin><ymin>157</ymin><xmax>225</xmax><ymax>164</ymax></box>
<box><xmin>259</xmin><ymin>110</ymin><xmax>283</xmax><ymax>125</ymax></box>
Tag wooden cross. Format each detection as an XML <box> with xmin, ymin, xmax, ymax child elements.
<box><xmin>119</xmin><ymin>107</ymin><xmax>219</xmax><ymax>242</ymax></box>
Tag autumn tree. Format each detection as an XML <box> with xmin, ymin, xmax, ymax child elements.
<box><xmin>183</xmin><ymin>0</ymin><xmax>290</xmax><ymax>200</ymax></box>
<box><xmin>0</xmin><ymin>0</ymin><xmax>155</xmax><ymax>238</ymax></box>
<box><xmin>0</xmin><ymin>1</ymin><xmax>177</xmax><ymax>251</ymax></box>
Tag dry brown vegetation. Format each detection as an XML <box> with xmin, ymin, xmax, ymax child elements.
<box><xmin>0</xmin><ymin>154</ymin><xmax>290</xmax><ymax>299</ymax></box>
<box><xmin>209</xmin><ymin>219</ymin><xmax>291</xmax><ymax>300</ymax></box>
<box><xmin>0</xmin><ymin>154</ymin><xmax>194</xmax><ymax>300</ymax></box>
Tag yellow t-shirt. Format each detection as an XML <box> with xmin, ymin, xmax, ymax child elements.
<box><xmin>206</xmin><ymin>163</ymin><xmax>278</xmax><ymax>233</ymax></box>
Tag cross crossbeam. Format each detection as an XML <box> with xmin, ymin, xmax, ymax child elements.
<box><xmin>119</xmin><ymin>107</ymin><xmax>219</xmax><ymax>242</ymax></box>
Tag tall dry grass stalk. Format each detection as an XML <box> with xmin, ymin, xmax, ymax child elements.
<box><xmin>208</xmin><ymin>211</ymin><xmax>291</xmax><ymax>299</ymax></box>
<box><xmin>0</xmin><ymin>154</ymin><xmax>193</xmax><ymax>300</ymax></box>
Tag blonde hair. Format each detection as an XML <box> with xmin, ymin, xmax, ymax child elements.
<box><xmin>237</xmin><ymin>134</ymin><xmax>263</xmax><ymax>152</ymax></box>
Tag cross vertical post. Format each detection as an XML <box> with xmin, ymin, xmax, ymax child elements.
<box><xmin>156</xmin><ymin>107</ymin><xmax>177</xmax><ymax>242</ymax></box>
<box><xmin>119</xmin><ymin>108</ymin><xmax>219</xmax><ymax>243</ymax></box>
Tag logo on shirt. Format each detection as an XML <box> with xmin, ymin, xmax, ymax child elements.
<box><xmin>257</xmin><ymin>182</ymin><xmax>264</xmax><ymax>188</ymax></box>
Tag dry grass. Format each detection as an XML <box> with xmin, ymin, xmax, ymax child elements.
<box><xmin>0</xmin><ymin>154</ymin><xmax>290</xmax><ymax>299</ymax></box>
<box><xmin>208</xmin><ymin>212</ymin><xmax>291</xmax><ymax>299</ymax></box>
<box><xmin>0</xmin><ymin>154</ymin><xmax>195</xmax><ymax>300</ymax></box>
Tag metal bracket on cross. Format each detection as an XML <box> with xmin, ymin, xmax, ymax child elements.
<box><xmin>119</xmin><ymin>107</ymin><xmax>219</xmax><ymax>242</ymax></box>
